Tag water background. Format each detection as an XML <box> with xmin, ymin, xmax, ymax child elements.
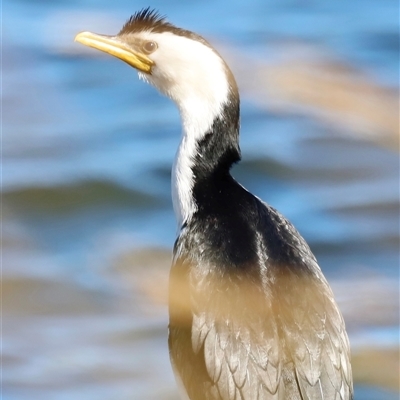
<box><xmin>3</xmin><ymin>0</ymin><xmax>399</xmax><ymax>399</ymax></box>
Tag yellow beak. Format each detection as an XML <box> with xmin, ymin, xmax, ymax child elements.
<box><xmin>75</xmin><ymin>31</ymin><xmax>154</xmax><ymax>73</ymax></box>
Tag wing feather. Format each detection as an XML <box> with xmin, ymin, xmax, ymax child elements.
<box><xmin>169</xmin><ymin>205</ymin><xmax>353</xmax><ymax>399</ymax></box>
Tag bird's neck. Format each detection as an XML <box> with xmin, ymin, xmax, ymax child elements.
<box><xmin>172</xmin><ymin>95</ymin><xmax>241</xmax><ymax>228</ymax></box>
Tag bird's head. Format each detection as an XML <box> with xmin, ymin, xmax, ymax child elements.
<box><xmin>75</xmin><ymin>8</ymin><xmax>238</xmax><ymax>134</ymax></box>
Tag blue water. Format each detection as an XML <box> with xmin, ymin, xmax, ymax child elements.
<box><xmin>4</xmin><ymin>0</ymin><xmax>399</xmax><ymax>399</ymax></box>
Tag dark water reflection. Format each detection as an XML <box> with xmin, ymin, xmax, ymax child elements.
<box><xmin>4</xmin><ymin>0</ymin><xmax>399</xmax><ymax>399</ymax></box>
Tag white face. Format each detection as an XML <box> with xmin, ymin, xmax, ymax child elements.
<box><xmin>124</xmin><ymin>31</ymin><xmax>231</xmax><ymax>137</ymax></box>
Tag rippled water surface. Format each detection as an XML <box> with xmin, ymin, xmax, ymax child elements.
<box><xmin>4</xmin><ymin>0</ymin><xmax>399</xmax><ymax>399</ymax></box>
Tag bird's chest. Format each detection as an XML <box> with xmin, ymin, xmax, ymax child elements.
<box><xmin>170</xmin><ymin>216</ymin><xmax>265</xmax><ymax>327</ymax></box>
<box><xmin>180</xmin><ymin>210</ymin><xmax>260</xmax><ymax>270</ymax></box>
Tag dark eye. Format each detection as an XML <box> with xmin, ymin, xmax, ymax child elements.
<box><xmin>142</xmin><ymin>41</ymin><xmax>157</xmax><ymax>54</ymax></box>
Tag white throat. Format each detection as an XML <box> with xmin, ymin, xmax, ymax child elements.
<box><xmin>141</xmin><ymin>39</ymin><xmax>231</xmax><ymax>229</ymax></box>
<box><xmin>136</xmin><ymin>31</ymin><xmax>231</xmax><ymax>227</ymax></box>
<box><xmin>172</xmin><ymin>96</ymin><xmax>227</xmax><ymax>228</ymax></box>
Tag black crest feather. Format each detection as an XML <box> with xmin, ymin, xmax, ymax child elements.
<box><xmin>118</xmin><ymin>7</ymin><xmax>210</xmax><ymax>46</ymax></box>
<box><xmin>119</xmin><ymin>7</ymin><xmax>176</xmax><ymax>35</ymax></box>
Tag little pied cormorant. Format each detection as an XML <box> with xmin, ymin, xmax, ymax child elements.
<box><xmin>75</xmin><ymin>8</ymin><xmax>353</xmax><ymax>400</ymax></box>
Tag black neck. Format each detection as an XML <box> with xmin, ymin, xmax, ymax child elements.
<box><xmin>192</xmin><ymin>98</ymin><xmax>241</xmax><ymax>181</ymax></box>
<box><xmin>191</xmin><ymin>97</ymin><xmax>241</xmax><ymax>210</ymax></box>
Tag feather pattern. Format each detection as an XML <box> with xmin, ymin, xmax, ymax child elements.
<box><xmin>169</xmin><ymin>192</ymin><xmax>353</xmax><ymax>400</ymax></box>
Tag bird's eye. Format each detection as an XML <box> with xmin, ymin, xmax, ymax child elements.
<box><xmin>142</xmin><ymin>41</ymin><xmax>157</xmax><ymax>54</ymax></box>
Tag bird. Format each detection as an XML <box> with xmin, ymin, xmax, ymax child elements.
<box><xmin>75</xmin><ymin>8</ymin><xmax>353</xmax><ymax>400</ymax></box>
